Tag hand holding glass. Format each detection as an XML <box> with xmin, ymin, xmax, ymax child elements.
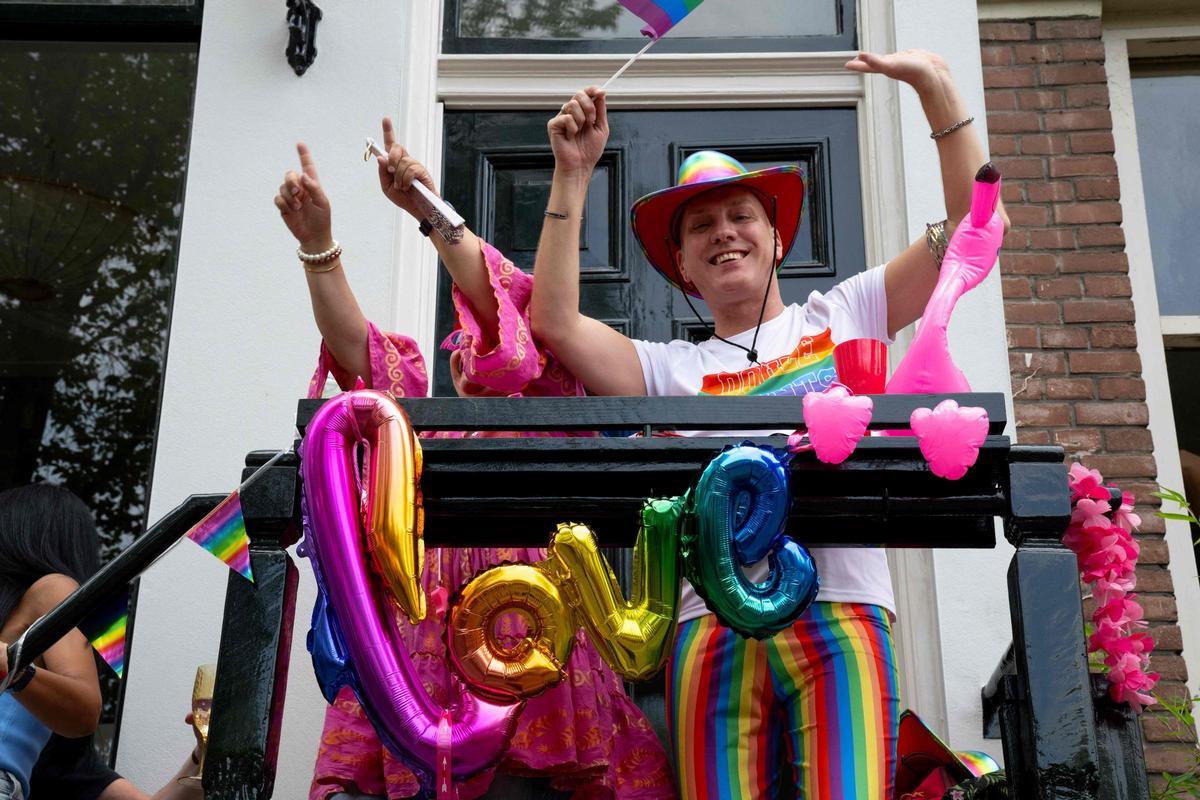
<box><xmin>178</xmin><ymin>663</ymin><xmax>216</xmax><ymax>786</ymax></box>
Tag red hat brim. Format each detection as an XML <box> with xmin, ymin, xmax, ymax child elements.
<box><xmin>893</xmin><ymin>710</ymin><xmax>975</xmax><ymax>798</ymax></box>
<box><xmin>630</xmin><ymin>165</ymin><xmax>805</xmax><ymax>298</ymax></box>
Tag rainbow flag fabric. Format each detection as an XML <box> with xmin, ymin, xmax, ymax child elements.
<box><xmin>699</xmin><ymin>328</ymin><xmax>837</xmax><ymax>397</ymax></box>
<box><xmin>79</xmin><ymin>591</ymin><xmax>129</xmax><ymax>678</ymax></box>
<box><xmin>186</xmin><ymin>490</ymin><xmax>254</xmax><ymax>582</ymax></box>
<box><xmin>619</xmin><ymin>0</ymin><xmax>707</xmax><ymax>39</ymax></box>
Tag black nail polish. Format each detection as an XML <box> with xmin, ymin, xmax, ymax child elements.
<box><xmin>975</xmin><ymin>162</ymin><xmax>1000</xmax><ymax>184</ymax></box>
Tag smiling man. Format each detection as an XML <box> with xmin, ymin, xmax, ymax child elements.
<box><xmin>530</xmin><ymin>51</ymin><xmax>1006</xmax><ymax>800</ymax></box>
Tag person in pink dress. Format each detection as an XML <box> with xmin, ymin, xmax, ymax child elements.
<box><xmin>272</xmin><ymin>125</ymin><xmax>676</xmax><ymax>800</ymax></box>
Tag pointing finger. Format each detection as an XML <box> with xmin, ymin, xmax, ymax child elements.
<box><xmin>296</xmin><ymin>142</ymin><xmax>319</xmax><ymax>179</ymax></box>
<box><xmin>382</xmin><ymin>117</ymin><xmax>396</xmax><ymax>150</ymax></box>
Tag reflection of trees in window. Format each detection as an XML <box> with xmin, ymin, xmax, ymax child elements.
<box><xmin>0</xmin><ymin>45</ymin><xmax>197</xmax><ymax>562</ymax></box>
<box><xmin>458</xmin><ymin>0</ymin><xmax>621</xmax><ymax>38</ymax></box>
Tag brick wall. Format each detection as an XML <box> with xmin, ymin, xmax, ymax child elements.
<box><xmin>979</xmin><ymin>15</ymin><xmax>1196</xmax><ymax>783</ymax></box>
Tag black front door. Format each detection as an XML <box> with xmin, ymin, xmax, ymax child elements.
<box><xmin>435</xmin><ymin>106</ymin><xmax>865</xmax><ymax>395</ymax></box>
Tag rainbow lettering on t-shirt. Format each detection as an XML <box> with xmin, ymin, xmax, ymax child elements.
<box><xmin>699</xmin><ymin>328</ymin><xmax>837</xmax><ymax>397</ymax></box>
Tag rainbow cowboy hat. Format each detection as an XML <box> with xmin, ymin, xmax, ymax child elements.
<box><xmin>893</xmin><ymin>710</ymin><xmax>1002</xmax><ymax>799</ymax></box>
<box><xmin>630</xmin><ymin>150</ymin><xmax>805</xmax><ymax>298</ymax></box>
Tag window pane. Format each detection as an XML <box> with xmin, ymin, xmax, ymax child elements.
<box><xmin>1131</xmin><ymin>71</ymin><xmax>1200</xmax><ymax>316</ymax></box>
<box><xmin>453</xmin><ymin>0</ymin><xmax>837</xmax><ymax>40</ymax></box>
<box><xmin>0</xmin><ymin>40</ymin><xmax>197</xmax><ymax>562</ymax></box>
<box><xmin>0</xmin><ymin>1</ymin><xmax>194</xmax><ymax>5</ymax></box>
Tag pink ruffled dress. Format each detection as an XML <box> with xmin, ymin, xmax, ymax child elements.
<box><xmin>306</xmin><ymin>241</ymin><xmax>676</xmax><ymax>800</ymax></box>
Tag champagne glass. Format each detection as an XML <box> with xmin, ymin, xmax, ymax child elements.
<box><xmin>178</xmin><ymin>663</ymin><xmax>216</xmax><ymax>786</ymax></box>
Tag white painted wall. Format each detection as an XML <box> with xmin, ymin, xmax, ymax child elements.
<box><xmin>893</xmin><ymin>0</ymin><xmax>1017</xmax><ymax>757</ymax></box>
<box><xmin>118</xmin><ymin>2</ymin><xmax>415</xmax><ymax>795</ymax></box>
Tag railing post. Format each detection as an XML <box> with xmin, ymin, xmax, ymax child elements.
<box><xmin>1092</xmin><ymin>675</ymin><xmax>1151</xmax><ymax>800</ymax></box>
<box><xmin>205</xmin><ymin>450</ymin><xmax>300</xmax><ymax>800</ymax></box>
<box><xmin>1004</xmin><ymin>459</ymin><xmax>1100</xmax><ymax>799</ymax></box>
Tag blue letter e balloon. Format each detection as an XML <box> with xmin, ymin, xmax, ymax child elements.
<box><xmin>688</xmin><ymin>445</ymin><xmax>819</xmax><ymax>639</ymax></box>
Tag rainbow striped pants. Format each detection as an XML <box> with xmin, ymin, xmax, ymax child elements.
<box><xmin>666</xmin><ymin>602</ymin><xmax>900</xmax><ymax>800</ymax></box>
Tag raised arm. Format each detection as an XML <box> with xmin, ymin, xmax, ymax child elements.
<box><xmin>275</xmin><ymin>142</ymin><xmax>371</xmax><ymax>380</ymax></box>
<box><xmin>845</xmin><ymin>50</ymin><xmax>1010</xmax><ymax>337</ymax></box>
<box><xmin>529</xmin><ymin>87</ymin><xmax>646</xmax><ymax>396</ymax></box>
<box><xmin>376</xmin><ymin>119</ymin><xmax>500</xmax><ymax>346</ymax></box>
<box><xmin>0</xmin><ymin>575</ymin><xmax>101</xmax><ymax>737</ymax></box>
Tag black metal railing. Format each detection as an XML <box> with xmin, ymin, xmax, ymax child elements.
<box><xmin>6</xmin><ymin>393</ymin><xmax>1152</xmax><ymax>799</ymax></box>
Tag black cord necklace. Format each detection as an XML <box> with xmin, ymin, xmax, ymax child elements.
<box><xmin>673</xmin><ymin>197</ymin><xmax>780</xmax><ymax>365</ymax></box>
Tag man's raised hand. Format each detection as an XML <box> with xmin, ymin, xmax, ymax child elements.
<box><xmin>548</xmin><ymin>86</ymin><xmax>609</xmax><ymax>182</ymax></box>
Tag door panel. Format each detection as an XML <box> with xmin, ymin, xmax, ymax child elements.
<box><xmin>436</xmin><ymin>107</ymin><xmax>864</xmax><ymax>394</ymax></box>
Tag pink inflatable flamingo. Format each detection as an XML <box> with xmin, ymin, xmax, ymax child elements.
<box><xmin>887</xmin><ymin>163</ymin><xmax>1005</xmax><ymax>396</ymax></box>
<box><xmin>886</xmin><ymin>164</ymin><xmax>1005</xmax><ymax>479</ymax></box>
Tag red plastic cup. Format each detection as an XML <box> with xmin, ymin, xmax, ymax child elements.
<box><xmin>833</xmin><ymin>338</ymin><xmax>888</xmax><ymax>395</ymax></box>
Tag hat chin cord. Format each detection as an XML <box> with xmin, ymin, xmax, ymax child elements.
<box><xmin>672</xmin><ymin>197</ymin><xmax>779</xmax><ymax>365</ymax></box>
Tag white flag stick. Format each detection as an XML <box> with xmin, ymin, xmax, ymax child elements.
<box><xmin>364</xmin><ymin>138</ymin><xmax>466</xmax><ymax>229</ymax></box>
<box><xmin>600</xmin><ymin>37</ymin><xmax>658</xmax><ymax>91</ymax></box>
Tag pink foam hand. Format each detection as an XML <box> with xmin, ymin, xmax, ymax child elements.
<box><xmin>909</xmin><ymin>399</ymin><xmax>989</xmax><ymax>480</ymax></box>
<box><xmin>802</xmin><ymin>386</ymin><xmax>873</xmax><ymax>464</ymax></box>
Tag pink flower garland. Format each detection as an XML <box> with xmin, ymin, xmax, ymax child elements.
<box><xmin>1063</xmin><ymin>462</ymin><xmax>1158</xmax><ymax>712</ymax></box>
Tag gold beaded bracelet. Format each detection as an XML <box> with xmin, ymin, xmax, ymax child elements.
<box><xmin>925</xmin><ymin>219</ymin><xmax>948</xmax><ymax>269</ymax></box>
<box><xmin>302</xmin><ymin>258</ymin><xmax>342</xmax><ymax>274</ymax></box>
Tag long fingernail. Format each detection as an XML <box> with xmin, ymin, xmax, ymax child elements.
<box><xmin>975</xmin><ymin>162</ymin><xmax>1000</xmax><ymax>184</ymax></box>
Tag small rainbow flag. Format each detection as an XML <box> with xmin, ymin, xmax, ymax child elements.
<box><xmin>186</xmin><ymin>490</ymin><xmax>254</xmax><ymax>583</ymax></box>
<box><xmin>79</xmin><ymin>591</ymin><xmax>129</xmax><ymax>678</ymax></box>
<box><xmin>619</xmin><ymin>0</ymin><xmax>707</xmax><ymax>39</ymax></box>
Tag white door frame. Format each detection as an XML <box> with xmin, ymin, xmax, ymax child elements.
<box><xmin>394</xmin><ymin>0</ymin><xmax>950</xmax><ymax>736</ymax></box>
<box><xmin>1104</xmin><ymin>23</ymin><xmax>1200</xmax><ymax>737</ymax></box>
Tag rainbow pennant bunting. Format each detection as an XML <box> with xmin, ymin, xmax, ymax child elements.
<box><xmin>618</xmin><ymin>0</ymin><xmax>707</xmax><ymax>39</ymax></box>
<box><xmin>79</xmin><ymin>591</ymin><xmax>129</xmax><ymax>678</ymax></box>
<box><xmin>186</xmin><ymin>490</ymin><xmax>254</xmax><ymax>583</ymax></box>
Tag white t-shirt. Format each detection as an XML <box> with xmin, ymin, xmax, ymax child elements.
<box><xmin>632</xmin><ymin>265</ymin><xmax>897</xmax><ymax>624</ymax></box>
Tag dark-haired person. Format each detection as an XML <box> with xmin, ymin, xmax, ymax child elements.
<box><xmin>0</xmin><ymin>483</ymin><xmax>104</xmax><ymax>799</ymax></box>
<box><xmin>31</xmin><ymin>718</ymin><xmax>206</xmax><ymax>800</ymax></box>
<box><xmin>0</xmin><ymin>484</ymin><xmax>203</xmax><ymax>800</ymax></box>
<box><xmin>530</xmin><ymin>52</ymin><xmax>1008</xmax><ymax>799</ymax></box>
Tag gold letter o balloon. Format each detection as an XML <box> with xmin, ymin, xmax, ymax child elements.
<box><xmin>447</xmin><ymin>562</ymin><xmax>576</xmax><ymax>702</ymax></box>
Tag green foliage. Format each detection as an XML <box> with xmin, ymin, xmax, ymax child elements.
<box><xmin>1149</xmin><ymin>689</ymin><xmax>1200</xmax><ymax>800</ymax></box>
<box><xmin>1152</xmin><ymin>487</ymin><xmax>1200</xmax><ymax>545</ymax></box>
<box><xmin>1148</xmin><ymin>487</ymin><xmax>1200</xmax><ymax>798</ymax></box>
<box><xmin>1083</xmin><ymin>622</ymin><xmax>1108</xmax><ymax>673</ymax></box>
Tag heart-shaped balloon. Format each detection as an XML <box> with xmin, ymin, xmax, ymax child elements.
<box><xmin>909</xmin><ymin>399</ymin><xmax>990</xmax><ymax>480</ymax></box>
<box><xmin>802</xmin><ymin>385</ymin><xmax>873</xmax><ymax>464</ymax></box>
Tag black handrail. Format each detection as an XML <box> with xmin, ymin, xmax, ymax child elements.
<box><xmin>296</xmin><ymin>392</ymin><xmax>1008</xmax><ymax>433</ymax></box>
<box><xmin>2</xmin><ymin>493</ymin><xmax>224</xmax><ymax>689</ymax></box>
